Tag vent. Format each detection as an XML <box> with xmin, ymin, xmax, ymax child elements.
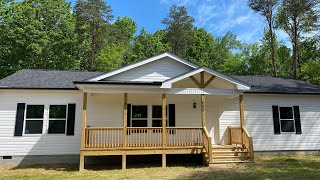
<box><xmin>3</xmin><ymin>156</ymin><xmax>12</xmax><ymax>160</ymax></box>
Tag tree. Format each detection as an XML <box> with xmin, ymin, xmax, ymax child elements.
<box><xmin>113</xmin><ymin>16</ymin><xmax>137</xmax><ymax>44</ymax></box>
<box><xmin>212</xmin><ymin>32</ymin><xmax>242</xmax><ymax>71</ymax></box>
<box><xmin>248</xmin><ymin>0</ymin><xmax>279</xmax><ymax>76</ymax></box>
<box><xmin>185</xmin><ymin>28</ymin><xmax>215</xmax><ymax>67</ymax></box>
<box><xmin>276</xmin><ymin>0</ymin><xmax>319</xmax><ymax>78</ymax></box>
<box><xmin>162</xmin><ymin>5</ymin><xmax>195</xmax><ymax>57</ymax></box>
<box><xmin>74</xmin><ymin>0</ymin><xmax>113</xmax><ymax>71</ymax></box>
<box><xmin>130</xmin><ymin>29</ymin><xmax>170</xmax><ymax>64</ymax></box>
<box><xmin>96</xmin><ymin>43</ymin><xmax>126</xmax><ymax>72</ymax></box>
<box><xmin>0</xmin><ymin>0</ymin><xmax>77</xmax><ymax>79</ymax></box>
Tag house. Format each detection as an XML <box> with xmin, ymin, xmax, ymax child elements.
<box><xmin>0</xmin><ymin>52</ymin><xmax>320</xmax><ymax>170</ymax></box>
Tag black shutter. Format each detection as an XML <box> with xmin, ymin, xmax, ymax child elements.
<box><xmin>272</xmin><ymin>106</ymin><xmax>281</xmax><ymax>134</ymax></box>
<box><xmin>293</xmin><ymin>106</ymin><xmax>302</xmax><ymax>134</ymax></box>
<box><xmin>168</xmin><ymin>104</ymin><xmax>175</xmax><ymax>127</ymax></box>
<box><xmin>14</xmin><ymin>103</ymin><xmax>26</xmax><ymax>136</ymax></box>
<box><xmin>66</xmin><ymin>104</ymin><xmax>76</xmax><ymax>136</ymax></box>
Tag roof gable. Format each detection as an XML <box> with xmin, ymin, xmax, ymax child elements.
<box><xmin>88</xmin><ymin>52</ymin><xmax>199</xmax><ymax>81</ymax></box>
<box><xmin>161</xmin><ymin>67</ymin><xmax>251</xmax><ymax>90</ymax></box>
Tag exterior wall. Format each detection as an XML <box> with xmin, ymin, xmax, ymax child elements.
<box><xmin>106</xmin><ymin>57</ymin><xmax>193</xmax><ymax>82</ymax></box>
<box><xmin>0</xmin><ymin>90</ymin><xmax>83</xmax><ymax>157</ymax></box>
<box><xmin>218</xmin><ymin>94</ymin><xmax>320</xmax><ymax>151</ymax></box>
<box><xmin>244</xmin><ymin>94</ymin><xmax>320</xmax><ymax>151</ymax></box>
<box><xmin>1</xmin><ymin>89</ymin><xmax>320</xmax><ymax>160</ymax></box>
<box><xmin>86</xmin><ymin>93</ymin><xmax>233</xmax><ymax>144</ymax></box>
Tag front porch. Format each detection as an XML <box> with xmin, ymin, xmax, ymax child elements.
<box><xmin>78</xmin><ymin>92</ymin><xmax>254</xmax><ymax>170</ymax></box>
<box><xmin>76</xmin><ymin>64</ymin><xmax>255</xmax><ymax>170</ymax></box>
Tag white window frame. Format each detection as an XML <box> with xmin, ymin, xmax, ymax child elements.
<box><xmin>47</xmin><ymin>104</ymin><xmax>68</xmax><ymax>135</ymax></box>
<box><xmin>278</xmin><ymin>106</ymin><xmax>296</xmax><ymax>133</ymax></box>
<box><xmin>23</xmin><ymin>104</ymin><xmax>45</xmax><ymax>136</ymax></box>
<box><xmin>151</xmin><ymin>105</ymin><xmax>168</xmax><ymax>127</ymax></box>
<box><xmin>131</xmin><ymin>105</ymin><xmax>148</xmax><ymax>127</ymax></box>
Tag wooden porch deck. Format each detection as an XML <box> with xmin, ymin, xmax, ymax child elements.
<box><xmin>79</xmin><ymin>91</ymin><xmax>254</xmax><ymax>170</ymax></box>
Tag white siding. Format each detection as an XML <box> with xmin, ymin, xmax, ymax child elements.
<box><xmin>1</xmin><ymin>90</ymin><xmax>320</xmax><ymax>156</ymax></box>
<box><xmin>0</xmin><ymin>90</ymin><xmax>82</xmax><ymax>156</ymax></box>
<box><xmin>245</xmin><ymin>94</ymin><xmax>320</xmax><ymax>151</ymax></box>
<box><xmin>217</xmin><ymin>94</ymin><xmax>320</xmax><ymax>151</ymax></box>
<box><xmin>106</xmin><ymin>57</ymin><xmax>193</xmax><ymax>82</ymax></box>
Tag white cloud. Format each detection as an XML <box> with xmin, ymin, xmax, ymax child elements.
<box><xmin>160</xmin><ymin>0</ymin><xmax>272</xmax><ymax>43</ymax></box>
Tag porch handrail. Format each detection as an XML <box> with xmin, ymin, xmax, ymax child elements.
<box><xmin>228</xmin><ymin>126</ymin><xmax>254</xmax><ymax>161</ymax></box>
<box><xmin>84</xmin><ymin>127</ymin><xmax>204</xmax><ymax>149</ymax></box>
<box><xmin>202</xmin><ymin>126</ymin><xmax>212</xmax><ymax>165</ymax></box>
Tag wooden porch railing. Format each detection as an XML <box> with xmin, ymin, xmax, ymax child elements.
<box><xmin>166</xmin><ymin>127</ymin><xmax>203</xmax><ymax>147</ymax></box>
<box><xmin>202</xmin><ymin>126</ymin><xmax>212</xmax><ymax>165</ymax></box>
<box><xmin>85</xmin><ymin>127</ymin><xmax>123</xmax><ymax>148</ymax></box>
<box><xmin>84</xmin><ymin>127</ymin><xmax>204</xmax><ymax>149</ymax></box>
<box><xmin>228</xmin><ymin>126</ymin><xmax>254</xmax><ymax>161</ymax></box>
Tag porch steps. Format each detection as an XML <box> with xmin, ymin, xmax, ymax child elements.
<box><xmin>210</xmin><ymin>145</ymin><xmax>252</xmax><ymax>164</ymax></box>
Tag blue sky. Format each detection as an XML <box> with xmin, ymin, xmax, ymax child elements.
<box><xmin>68</xmin><ymin>0</ymin><xmax>290</xmax><ymax>44</ymax></box>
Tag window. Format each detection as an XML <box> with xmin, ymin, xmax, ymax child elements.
<box><xmin>152</xmin><ymin>106</ymin><xmax>168</xmax><ymax>127</ymax></box>
<box><xmin>48</xmin><ymin>105</ymin><xmax>67</xmax><ymax>134</ymax></box>
<box><xmin>279</xmin><ymin>107</ymin><xmax>295</xmax><ymax>132</ymax></box>
<box><xmin>131</xmin><ymin>105</ymin><xmax>147</xmax><ymax>127</ymax></box>
<box><xmin>24</xmin><ymin>105</ymin><xmax>44</xmax><ymax>134</ymax></box>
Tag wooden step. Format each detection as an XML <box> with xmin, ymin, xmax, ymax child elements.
<box><xmin>212</xmin><ymin>151</ymin><xmax>249</xmax><ymax>156</ymax></box>
<box><xmin>210</xmin><ymin>160</ymin><xmax>252</xmax><ymax>164</ymax></box>
<box><xmin>212</xmin><ymin>155</ymin><xmax>250</xmax><ymax>161</ymax></box>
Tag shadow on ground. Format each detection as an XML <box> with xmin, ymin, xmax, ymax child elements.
<box><xmin>11</xmin><ymin>154</ymin><xmax>203</xmax><ymax>171</ymax></box>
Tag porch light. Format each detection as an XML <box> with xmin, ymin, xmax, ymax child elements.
<box><xmin>193</xmin><ymin>102</ymin><xmax>197</xmax><ymax>109</ymax></box>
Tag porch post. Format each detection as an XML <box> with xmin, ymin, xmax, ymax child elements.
<box><xmin>162</xmin><ymin>94</ymin><xmax>167</xmax><ymax>167</ymax></box>
<box><xmin>122</xmin><ymin>93</ymin><xmax>127</xmax><ymax>170</ymax></box>
<box><xmin>239</xmin><ymin>95</ymin><xmax>245</xmax><ymax>128</ymax></box>
<box><xmin>79</xmin><ymin>92</ymin><xmax>87</xmax><ymax>171</ymax></box>
<box><xmin>201</xmin><ymin>94</ymin><xmax>206</xmax><ymax>127</ymax></box>
<box><xmin>239</xmin><ymin>94</ymin><xmax>245</xmax><ymax>145</ymax></box>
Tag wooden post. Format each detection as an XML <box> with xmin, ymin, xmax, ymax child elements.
<box><xmin>239</xmin><ymin>95</ymin><xmax>245</xmax><ymax>145</ymax></box>
<box><xmin>200</xmin><ymin>72</ymin><xmax>205</xmax><ymax>88</ymax></box>
<box><xmin>122</xmin><ymin>93</ymin><xmax>127</xmax><ymax>170</ymax></box>
<box><xmin>123</xmin><ymin>93</ymin><xmax>127</xmax><ymax>148</ymax></box>
<box><xmin>122</xmin><ymin>154</ymin><xmax>126</xmax><ymax>170</ymax></box>
<box><xmin>162</xmin><ymin>94</ymin><xmax>166</xmax><ymax>168</ymax></box>
<box><xmin>201</xmin><ymin>94</ymin><xmax>206</xmax><ymax>127</ymax></box>
<box><xmin>162</xmin><ymin>94</ymin><xmax>167</xmax><ymax>147</ymax></box>
<box><xmin>162</xmin><ymin>153</ymin><xmax>166</xmax><ymax>168</ymax></box>
<box><xmin>79</xmin><ymin>92</ymin><xmax>87</xmax><ymax>171</ymax></box>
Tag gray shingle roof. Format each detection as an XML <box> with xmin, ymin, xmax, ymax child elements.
<box><xmin>0</xmin><ymin>69</ymin><xmax>320</xmax><ymax>94</ymax></box>
<box><xmin>233</xmin><ymin>76</ymin><xmax>320</xmax><ymax>94</ymax></box>
<box><xmin>0</xmin><ymin>69</ymin><xmax>104</xmax><ymax>89</ymax></box>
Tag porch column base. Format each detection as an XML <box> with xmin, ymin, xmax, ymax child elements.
<box><xmin>122</xmin><ymin>154</ymin><xmax>126</xmax><ymax>170</ymax></box>
<box><xmin>79</xmin><ymin>154</ymin><xmax>84</xmax><ymax>171</ymax></box>
<box><xmin>162</xmin><ymin>153</ymin><xmax>166</xmax><ymax>167</ymax></box>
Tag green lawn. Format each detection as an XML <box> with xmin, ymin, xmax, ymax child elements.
<box><xmin>1</xmin><ymin>155</ymin><xmax>320</xmax><ymax>180</ymax></box>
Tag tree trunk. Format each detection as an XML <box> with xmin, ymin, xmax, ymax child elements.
<box><xmin>89</xmin><ymin>25</ymin><xmax>96</xmax><ymax>71</ymax></box>
<box><xmin>292</xmin><ymin>20</ymin><xmax>298</xmax><ymax>79</ymax></box>
<box><xmin>268</xmin><ymin>21</ymin><xmax>277</xmax><ymax>77</ymax></box>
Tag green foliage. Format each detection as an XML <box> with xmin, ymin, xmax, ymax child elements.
<box><xmin>113</xmin><ymin>16</ymin><xmax>137</xmax><ymax>44</ymax></box>
<box><xmin>130</xmin><ymin>29</ymin><xmax>170</xmax><ymax>64</ymax></box>
<box><xmin>74</xmin><ymin>0</ymin><xmax>113</xmax><ymax>70</ymax></box>
<box><xmin>162</xmin><ymin>5</ymin><xmax>195</xmax><ymax>57</ymax></box>
<box><xmin>0</xmin><ymin>1</ymin><xmax>319</xmax><ymax>87</ymax></box>
<box><xmin>0</xmin><ymin>0</ymin><xmax>78</xmax><ymax>79</ymax></box>
<box><xmin>96</xmin><ymin>43</ymin><xmax>126</xmax><ymax>72</ymax></box>
<box><xmin>276</xmin><ymin>0</ymin><xmax>319</xmax><ymax>78</ymax></box>
<box><xmin>185</xmin><ymin>28</ymin><xmax>215</xmax><ymax>67</ymax></box>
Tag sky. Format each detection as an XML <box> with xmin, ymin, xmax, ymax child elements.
<box><xmin>68</xmin><ymin>0</ymin><xmax>290</xmax><ymax>44</ymax></box>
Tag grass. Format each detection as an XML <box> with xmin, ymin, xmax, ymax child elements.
<box><xmin>0</xmin><ymin>155</ymin><xmax>320</xmax><ymax>180</ymax></box>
